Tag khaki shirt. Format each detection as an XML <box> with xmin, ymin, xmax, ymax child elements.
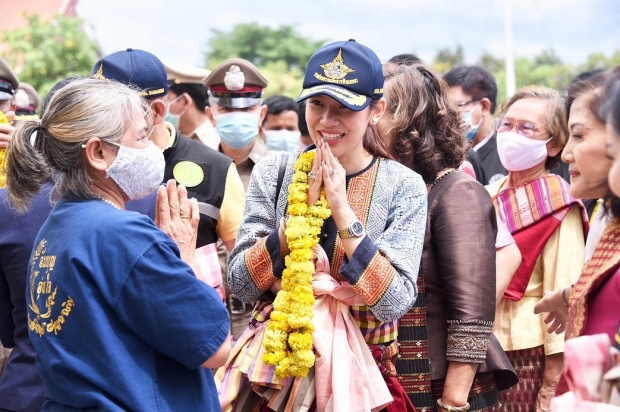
<box><xmin>224</xmin><ymin>138</ymin><xmax>269</xmax><ymax>191</ymax></box>
<box><xmin>190</xmin><ymin>119</ymin><xmax>220</xmax><ymax>150</ymax></box>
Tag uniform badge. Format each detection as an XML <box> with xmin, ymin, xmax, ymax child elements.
<box><xmin>224</xmin><ymin>65</ymin><xmax>245</xmax><ymax>91</ymax></box>
<box><xmin>173</xmin><ymin>161</ymin><xmax>204</xmax><ymax>188</ymax></box>
<box><xmin>320</xmin><ymin>48</ymin><xmax>355</xmax><ymax>80</ymax></box>
<box><xmin>92</xmin><ymin>62</ymin><xmax>106</xmax><ymax>80</ymax></box>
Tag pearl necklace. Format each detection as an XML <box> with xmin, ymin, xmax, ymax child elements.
<box><xmin>97</xmin><ymin>196</ymin><xmax>121</xmax><ymax>210</ymax></box>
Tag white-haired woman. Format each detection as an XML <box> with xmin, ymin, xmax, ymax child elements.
<box><xmin>4</xmin><ymin>78</ymin><xmax>230</xmax><ymax>411</ymax></box>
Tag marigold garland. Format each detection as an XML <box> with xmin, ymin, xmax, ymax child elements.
<box><xmin>262</xmin><ymin>151</ymin><xmax>331</xmax><ymax>379</ymax></box>
<box><xmin>0</xmin><ymin>111</ymin><xmax>9</xmax><ymax>188</ymax></box>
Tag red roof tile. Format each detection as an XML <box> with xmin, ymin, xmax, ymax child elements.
<box><xmin>0</xmin><ymin>0</ymin><xmax>77</xmax><ymax>34</ymax></box>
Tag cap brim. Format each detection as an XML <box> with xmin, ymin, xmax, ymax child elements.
<box><xmin>0</xmin><ymin>91</ymin><xmax>13</xmax><ymax>101</ymax></box>
<box><xmin>211</xmin><ymin>96</ymin><xmax>263</xmax><ymax>108</ymax></box>
<box><xmin>297</xmin><ymin>84</ymin><xmax>371</xmax><ymax>111</ymax></box>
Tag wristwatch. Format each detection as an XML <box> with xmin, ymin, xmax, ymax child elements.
<box><xmin>337</xmin><ymin>220</ymin><xmax>365</xmax><ymax>239</ymax></box>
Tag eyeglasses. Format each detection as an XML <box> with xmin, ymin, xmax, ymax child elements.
<box><xmin>455</xmin><ymin>99</ymin><xmax>480</xmax><ymax>108</ymax></box>
<box><xmin>496</xmin><ymin>118</ymin><xmax>544</xmax><ymax>139</ymax></box>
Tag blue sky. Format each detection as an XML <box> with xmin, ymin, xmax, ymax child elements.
<box><xmin>77</xmin><ymin>0</ymin><xmax>619</xmax><ymax>67</ymax></box>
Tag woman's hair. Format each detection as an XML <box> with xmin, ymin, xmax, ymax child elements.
<box><xmin>566</xmin><ymin>68</ymin><xmax>620</xmax><ymax>220</ymax></box>
<box><xmin>597</xmin><ymin>67</ymin><xmax>620</xmax><ymax>220</ymax></box>
<box><xmin>381</xmin><ymin>62</ymin><xmax>466</xmax><ymax>183</ymax></box>
<box><xmin>566</xmin><ymin>70</ymin><xmax>611</xmax><ymax>121</ymax></box>
<box><xmin>5</xmin><ymin>77</ymin><xmax>150</xmax><ymax>212</ymax></box>
<box><xmin>598</xmin><ymin>66</ymin><xmax>620</xmax><ymax>128</ymax></box>
<box><xmin>362</xmin><ymin>99</ymin><xmax>392</xmax><ymax>160</ymax></box>
<box><xmin>498</xmin><ymin>85</ymin><xmax>567</xmax><ymax>170</ymax></box>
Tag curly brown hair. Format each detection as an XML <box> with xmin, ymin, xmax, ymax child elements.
<box><xmin>382</xmin><ymin>62</ymin><xmax>467</xmax><ymax>184</ymax></box>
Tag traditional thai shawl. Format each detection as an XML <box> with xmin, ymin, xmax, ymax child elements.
<box><xmin>493</xmin><ymin>175</ymin><xmax>588</xmax><ymax>301</ymax></box>
<box><xmin>567</xmin><ymin>221</ymin><xmax>620</xmax><ymax>339</ymax></box>
<box><xmin>215</xmin><ymin>246</ymin><xmax>394</xmax><ymax>412</ymax></box>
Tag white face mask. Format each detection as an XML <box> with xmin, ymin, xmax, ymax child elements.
<box><xmin>263</xmin><ymin>129</ymin><xmax>301</xmax><ymax>152</ymax></box>
<box><xmin>496</xmin><ymin>131</ymin><xmax>553</xmax><ymax>172</ymax></box>
<box><xmin>106</xmin><ymin>141</ymin><xmax>165</xmax><ymax>200</ymax></box>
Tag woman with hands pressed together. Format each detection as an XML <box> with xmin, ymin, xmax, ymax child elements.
<box><xmin>216</xmin><ymin>40</ymin><xmax>427</xmax><ymax>412</ymax></box>
<box><xmin>4</xmin><ymin>78</ymin><xmax>230</xmax><ymax>411</ymax></box>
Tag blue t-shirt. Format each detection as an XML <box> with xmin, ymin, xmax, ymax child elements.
<box><xmin>26</xmin><ymin>199</ymin><xmax>229</xmax><ymax>411</ymax></box>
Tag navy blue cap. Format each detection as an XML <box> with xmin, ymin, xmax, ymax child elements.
<box><xmin>297</xmin><ymin>39</ymin><xmax>383</xmax><ymax>111</ymax></box>
<box><xmin>91</xmin><ymin>48</ymin><xmax>168</xmax><ymax>99</ymax></box>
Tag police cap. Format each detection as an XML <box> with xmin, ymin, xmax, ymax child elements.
<box><xmin>163</xmin><ymin>60</ymin><xmax>211</xmax><ymax>86</ymax></box>
<box><xmin>203</xmin><ymin>58</ymin><xmax>268</xmax><ymax>109</ymax></box>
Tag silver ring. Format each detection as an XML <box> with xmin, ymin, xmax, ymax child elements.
<box><xmin>329</xmin><ymin>169</ymin><xmax>336</xmax><ymax>176</ymax></box>
<box><xmin>308</xmin><ymin>171</ymin><xmax>317</xmax><ymax>179</ymax></box>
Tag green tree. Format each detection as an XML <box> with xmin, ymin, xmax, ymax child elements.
<box><xmin>578</xmin><ymin>50</ymin><xmax>620</xmax><ymax>72</ymax></box>
<box><xmin>1</xmin><ymin>13</ymin><xmax>100</xmax><ymax>99</ymax></box>
<box><xmin>205</xmin><ymin>23</ymin><xmax>325</xmax><ymax>72</ymax></box>
<box><xmin>477</xmin><ymin>52</ymin><xmax>504</xmax><ymax>73</ymax></box>
<box><xmin>533</xmin><ymin>48</ymin><xmax>563</xmax><ymax>66</ymax></box>
<box><xmin>204</xmin><ymin>23</ymin><xmax>326</xmax><ymax>97</ymax></box>
<box><xmin>433</xmin><ymin>44</ymin><xmax>464</xmax><ymax>75</ymax></box>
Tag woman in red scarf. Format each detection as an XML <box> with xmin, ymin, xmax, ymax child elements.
<box><xmin>486</xmin><ymin>86</ymin><xmax>588</xmax><ymax>412</ymax></box>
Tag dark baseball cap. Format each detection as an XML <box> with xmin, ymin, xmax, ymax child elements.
<box><xmin>297</xmin><ymin>39</ymin><xmax>383</xmax><ymax>111</ymax></box>
<box><xmin>91</xmin><ymin>48</ymin><xmax>168</xmax><ymax>99</ymax></box>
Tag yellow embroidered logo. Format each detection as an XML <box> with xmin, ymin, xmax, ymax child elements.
<box><xmin>315</xmin><ymin>49</ymin><xmax>358</xmax><ymax>85</ymax></box>
<box><xmin>92</xmin><ymin>62</ymin><xmax>106</xmax><ymax>80</ymax></box>
<box><xmin>173</xmin><ymin>161</ymin><xmax>205</xmax><ymax>188</ymax></box>
<box><xmin>27</xmin><ymin>239</ymin><xmax>75</xmax><ymax>337</ymax></box>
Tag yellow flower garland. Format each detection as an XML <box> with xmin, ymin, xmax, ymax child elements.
<box><xmin>0</xmin><ymin>111</ymin><xmax>10</xmax><ymax>188</ymax></box>
<box><xmin>262</xmin><ymin>151</ymin><xmax>331</xmax><ymax>379</ymax></box>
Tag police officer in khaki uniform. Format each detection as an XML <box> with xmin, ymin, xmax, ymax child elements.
<box><xmin>0</xmin><ymin>55</ymin><xmax>18</xmax><ymax>149</ymax></box>
<box><xmin>162</xmin><ymin>61</ymin><xmax>220</xmax><ymax>150</ymax></box>
<box><xmin>204</xmin><ymin>59</ymin><xmax>270</xmax><ymax>339</ymax></box>
<box><xmin>204</xmin><ymin>58</ymin><xmax>270</xmax><ymax>191</ymax></box>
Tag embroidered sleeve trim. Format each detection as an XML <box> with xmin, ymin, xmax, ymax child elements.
<box><xmin>445</xmin><ymin>322</ymin><xmax>492</xmax><ymax>364</ymax></box>
<box><xmin>351</xmin><ymin>250</ymin><xmax>397</xmax><ymax>307</ymax></box>
<box><xmin>244</xmin><ymin>237</ymin><xmax>277</xmax><ymax>290</ymax></box>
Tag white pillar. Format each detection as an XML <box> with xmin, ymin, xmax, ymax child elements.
<box><xmin>504</xmin><ymin>0</ymin><xmax>516</xmax><ymax>98</ymax></box>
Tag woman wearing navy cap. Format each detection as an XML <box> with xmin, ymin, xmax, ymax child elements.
<box><xmin>215</xmin><ymin>40</ymin><xmax>426</xmax><ymax>411</ymax></box>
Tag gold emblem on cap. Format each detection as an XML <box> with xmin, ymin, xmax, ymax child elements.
<box><xmin>173</xmin><ymin>161</ymin><xmax>204</xmax><ymax>188</ymax></box>
<box><xmin>224</xmin><ymin>65</ymin><xmax>245</xmax><ymax>91</ymax></box>
<box><xmin>314</xmin><ymin>49</ymin><xmax>358</xmax><ymax>86</ymax></box>
<box><xmin>92</xmin><ymin>62</ymin><xmax>106</xmax><ymax>80</ymax></box>
<box><xmin>320</xmin><ymin>49</ymin><xmax>354</xmax><ymax>80</ymax></box>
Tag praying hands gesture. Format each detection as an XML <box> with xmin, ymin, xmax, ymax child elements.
<box><xmin>156</xmin><ymin>179</ymin><xmax>200</xmax><ymax>272</ymax></box>
<box><xmin>307</xmin><ymin>138</ymin><xmax>349</xmax><ymax>221</ymax></box>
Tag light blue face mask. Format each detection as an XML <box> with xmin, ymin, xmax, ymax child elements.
<box><xmin>165</xmin><ymin>95</ymin><xmax>185</xmax><ymax>129</ymax></box>
<box><xmin>263</xmin><ymin>129</ymin><xmax>301</xmax><ymax>152</ymax></box>
<box><xmin>215</xmin><ymin>112</ymin><xmax>260</xmax><ymax>149</ymax></box>
<box><xmin>165</xmin><ymin>112</ymin><xmax>180</xmax><ymax>129</ymax></box>
<box><xmin>461</xmin><ymin>103</ymin><xmax>481</xmax><ymax>141</ymax></box>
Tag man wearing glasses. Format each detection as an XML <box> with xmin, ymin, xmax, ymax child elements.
<box><xmin>445</xmin><ymin>66</ymin><xmax>507</xmax><ymax>185</ymax></box>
